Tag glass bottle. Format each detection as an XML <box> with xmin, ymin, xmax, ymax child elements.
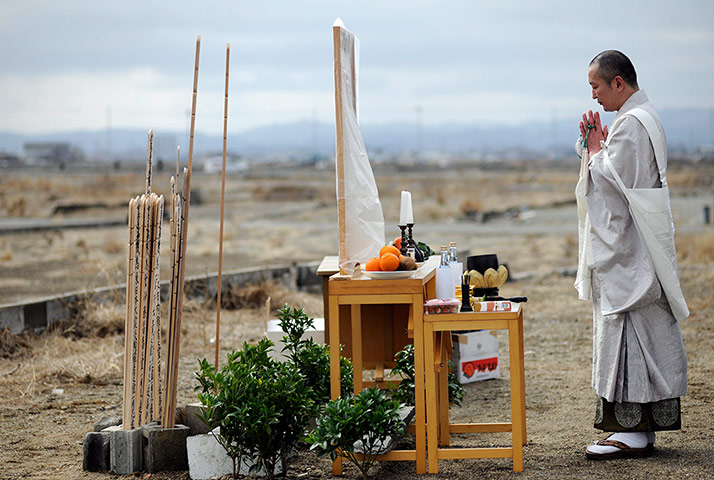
<box><xmin>439</xmin><ymin>245</ymin><xmax>449</xmax><ymax>266</ymax></box>
<box><xmin>436</xmin><ymin>246</ymin><xmax>454</xmax><ymax>299</ymax></box>
<box><xmin>448</xmin><ymin>241</ymin><xmax>458</xmax><ymax>263</ymax></box>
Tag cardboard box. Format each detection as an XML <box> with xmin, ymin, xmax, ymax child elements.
<box><xmin>451</xmin><ymin>330</ymin><xmax>499</xmax><ymax>383</ymax></box>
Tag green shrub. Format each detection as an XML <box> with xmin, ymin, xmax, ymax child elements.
<box><xmin>195</xmin><ymin>338</ymin><xmax>315</xmax><ymax>479</ymax></box>
<box><xmin>277</xmin><ymin>304</ymin><xmax>353</xmax><ymax>403</ymax></box>
<box><xmin>307</xmin><ymin>387</ymin><xmax>406</xmax><ymax>480</ymax></box>
<box><xmin>390</xmin><ymin>344</ymin><xmax>464</xmax><ymax>407</ymax></box>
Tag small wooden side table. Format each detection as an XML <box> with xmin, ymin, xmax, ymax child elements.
<box><xmin>327</xmin><ymin>256</ymin><xmax>439</xmax><ymax>475</ymax></box>
<box><xmin>423</xmin><ymin>304</ymin><xmax>526</xmax><ymax>473</ymax></box>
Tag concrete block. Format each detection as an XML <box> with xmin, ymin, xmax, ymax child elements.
<box><xmin>94</xmin><ymin>416</ymin><xmax>121</xmax><ymax>432</ymax></box>
<box><xmin>184</xmin><ymin>402</ymin><xmax>210</xmax><ymax>436</ymax></box>
<box><xmin>110</xmin><ymin>427</ymin><xmax>143</xmax><ymax>474</ymax></box>
<box><xmin>0</xmin><ymin>304</ymin><xmax>24</xmax><ymax>334</ymax></box>
<box><xmin>187</xmin><ymin>430</ymin><xmax>284</xmax><ymax>479</ymax></box>
<box><xmin>186</xmin><ymin>432</ymin><xmax>233</xmax><ymax>480</ymax></box>
<box><xmin>266</xmin><ymin>317</ymin><xmax>325</xmax><ymax>362</ymax></box>
<box><xmin>142</xmin><ymin>424</ymin><xmax>190</xmax><ymax>473</ymax></box>
<box><xmin>83</xmin><ymin>431</ymin><xmax>111</xmax><ymax>471</ymax></box>
<box><xmin>46</xmin><ymin>296</ymin><xmax>75</xmax><ymax>327</ymax></box>
<box><xmin>23</xmin><ymin>301</ymin><xmax>47</xmax><ymax>331</ymax></box>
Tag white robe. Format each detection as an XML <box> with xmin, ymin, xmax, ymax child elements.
<box><xmin>582</xmin><ymin>91</ymin><xmax>687</xmax><ymax>404</ymax></box>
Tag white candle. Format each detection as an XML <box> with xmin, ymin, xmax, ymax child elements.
<box><xmin>400</xmin><ymin>190</ymin><xmax>413</xmax><ymax>225</ymax></box>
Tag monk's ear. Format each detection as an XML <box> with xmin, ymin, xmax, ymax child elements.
<box><xmin>612</xmin><ymin>76</ymin><xmax>625</xmax><ymax>91</ymax></box>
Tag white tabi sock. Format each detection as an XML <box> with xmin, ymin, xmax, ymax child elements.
<box><xmin>586</xmin><ymin>432</ymin><xmax>649</xmax><ymax>455</ymax></box>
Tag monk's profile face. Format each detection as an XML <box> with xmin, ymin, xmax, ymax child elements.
<box><xmin>588</xmin><ymin>64</ymin><xmax>621</xmax><ymax>112</ymax></box>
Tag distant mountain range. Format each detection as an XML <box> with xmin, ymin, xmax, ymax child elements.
<box><xmin>1</xmin><ymin>108</ymin><xmax>712</xmax><ymax>162</ymax></box>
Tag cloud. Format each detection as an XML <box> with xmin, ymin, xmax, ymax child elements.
<box><xmin>1</xmin><ymin>1</ymin><xmax>713</xmax><ymax>135</ymax></box>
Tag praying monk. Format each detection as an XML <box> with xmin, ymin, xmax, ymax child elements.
<box><xmin>574</xmin><ymin>50</ymin><xmax>688</xmax><ymax>459</ymax></box>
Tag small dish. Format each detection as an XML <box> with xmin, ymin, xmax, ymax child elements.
<box><xmin>363</xmin><ymin>270</ymin><xmax>415</xmax><ymax>280</ymax></box>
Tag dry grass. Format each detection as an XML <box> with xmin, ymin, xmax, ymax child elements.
<box><xmin>668</xmin><ymin>165</ymin><xmax>714</xmax><ymax>189</ymax></box>
<box><xmin>677</xmin><ymin>230</ymin><xmax>714</xmax><ymax>264</ymax></box>
<box><xmin>0</xmin><ymin>281</ymin><xmax>324</xmax><ymax>403</ymax></box>
<box><xmin>102</xmin><ymin>236</ymin><xmax>125</xmax><ymax>255</ymax></box>
<box><xmin>459</xmin><ymin>197</ymin><xmax>483</xmax><ymax>216</ymax></box>
<box><xmin>0</xmin><ymin>327</ymin><xmax>31</xmax><ymax>358</ymax></box>
<box><xmin>0</xmin><ymin>246</ymin><xmax>12</xmax><ymax>261</ymax></box>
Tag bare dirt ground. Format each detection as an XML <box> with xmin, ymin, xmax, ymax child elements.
<box><xmin>1</xmin><ymin>163</ymin><xmax>714</xmax><ymax>479</ymax></box>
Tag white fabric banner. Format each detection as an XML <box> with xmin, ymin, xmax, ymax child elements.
<box><xmin>334</xmin><ymin>20</ymin><xmax>385</xmax><ymax>273</ymax></box>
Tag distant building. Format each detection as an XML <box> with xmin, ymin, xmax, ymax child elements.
<box><xmin>22</xmin><ymin>142</ymin><xmax>83</xmax><ymax>167</ymax></box>
<box><xmin>0</xmin><ymin>152</ymin><xmax>21</xmax><ymax>167</ymax></box>
<box><xmin>202</xmin><ymin>155</ymin><xmax>247</xmax><ymax>174</ymax></box>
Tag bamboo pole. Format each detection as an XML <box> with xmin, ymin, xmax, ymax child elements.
<box><xmin>162</xmin><ymin>36</ymin><xmax>200</xmax><ymax>428</ymax></box>
<box><xmin>162</xmin><ymin>151</ymin><xmax>179</xmax><ymax>427</ymax></box>
<box><xmin>162</xmin><ymin>185</ymin><xmax>180</xmax><ymax>428</ymax></box>
<box><xmin>172</xmin><ymin>167</ymin><xmax>190</xmax><ymax>425</ymax></box>
<box><xmin>215</xmin><ymin>43</ymin><xmax>230</xmax><ymax>368</ymax></box>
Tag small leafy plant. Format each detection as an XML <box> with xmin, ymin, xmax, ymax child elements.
<box><xmin>308</xmin><ymin>387</ymin><xmax>406</xmax><ymax>480</ymax></box>
<box><xmin>390</xmin><ymin>344</ymin><xmax>465</xmax><ymax>407</ymax></box>
<box><xmin>277</xmin><ymin>304</ymin><xmax>353</xmax><ymax>403</ymax></box>
<box><xmin>195</xmin><ymin>338</ymin><xmax>315</xmax><ymax>479</ymax></box>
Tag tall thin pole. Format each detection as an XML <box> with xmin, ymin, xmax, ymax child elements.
<box><xmin>215</xmin><ymin>43</ymin><xmax>230</xmax><ymax>368</ymax></box>
<box><xmin>166</xmin><ymin>35</ymin><xmax>200</xmax><ymax>428</ymax></box>
<box><xmin>333</xmin><ymin>23</ymin><xmax>346</xmax><ymax>273</ymax></box>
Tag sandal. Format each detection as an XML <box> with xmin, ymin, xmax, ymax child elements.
<box><xmin>585</xmin><ymin>435</ymin><xmax>654</xmax><ymax>460</ymax></box>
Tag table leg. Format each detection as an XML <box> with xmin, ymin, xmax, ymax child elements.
<box><xmin>438</xmin><ymin>334</ymin><xmax>450</xmax><ymax>447</ymax></box>
<box><xmin>412</xmin><ymin>297</ymin><xmax>427</xmax><ymax>474</ymax></box>
<box><xmin>351</xmin><ymin>304</ymin><xmax>363</xmax><ymax>394</ymax></box>
<box><xmin>328</xmin><ymin>295</ymin><xmax>342</xmax><ymax>476</ymax></box>
<box><xmin>519</xmin><ymin>309</ymin><xmax>526</xmax><ymax>444</ymax></box>
<box><xmin>322</xmin><ymin>276</ymin><xmax>330</xmax><ymax>345</ymax></box>
<box><xmin>424</xmin><ymin>321</ymin><xmax>438</xmax><ymax>474</ymax></box>
<box><xmin>508</xmin><ymin>318</ymin><xmax>524</xmax><ymax>472</ymax></box>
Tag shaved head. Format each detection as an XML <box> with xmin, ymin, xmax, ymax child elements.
<box><xmin>590</xmin><ymin>50</ymin><xmax>639</xmax><ymax>89</ymax></box>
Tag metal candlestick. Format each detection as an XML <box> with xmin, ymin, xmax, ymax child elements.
<box><xmin>398</xmin><ymin>224</ymin><xmax>408</xmax><ymax>256</ymax></box>
<box><xmin>405</xmin><ymin>223</ymin><xmax>424</xmax><ymax>262</ymax></box>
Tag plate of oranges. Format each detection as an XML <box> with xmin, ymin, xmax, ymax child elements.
<box><xmin>363</xmin><ymin>270</ymin><xmax>415</xmax><ymax>280</ymax></box>
<box><xmin>363</xmin><ymin>245</ymin><xmax>418</xmax><ymax>279</ymax></box>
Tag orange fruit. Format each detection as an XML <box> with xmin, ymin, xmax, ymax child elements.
<box><xmin>379</xmin><ymin>252</ymin><xmax>400</xmax><ymax>271</ymax></box>
<box><xmin>365</xmin><ymin>257</ymin><xmax>381</xmax><ymax>271</ymax></box>
<box><xmin>379</xmin><ymin>245</ymin><xmax>400</xmax><ymax>258</ymax></box>
<box><xmin>393</xmin><ymin>236</ymin><xmax>402</xmax><ymax>251</ymax></box>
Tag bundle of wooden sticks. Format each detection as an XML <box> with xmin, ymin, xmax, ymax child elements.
<box><xmin>123</xmin><ymin>130</ymin><xmax>164</xmax><ymax>429</ymax></box>
<box><xmin>120</xmin><ymin>36</ymin><xmax>224</xmax><ymax>431</ymax></box>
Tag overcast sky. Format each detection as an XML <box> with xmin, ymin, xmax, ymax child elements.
<box><xmin>2</xmin><ymin>1</ymin><xmax>713</xmax><ymax>136</ymax></box>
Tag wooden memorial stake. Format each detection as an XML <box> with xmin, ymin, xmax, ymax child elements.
<box><xmin>123</xmin><ymin>197</ymin><xmax>137</xmax><ymax>429</ymax></box>
<box><xmin>138</xmin><ymin>131</ymin><xmax>154</xmax><ymax>425</ymax></box>
<box><xmin>215</xmin><ymin>43</ymin><xmax>230</xmax><ymax>368</ymax></box>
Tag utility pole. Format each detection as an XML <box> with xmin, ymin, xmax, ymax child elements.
<box><xmin>415</xmin><ymin>105</ymin><xmax>423</xmax><ymax>160</ymax></box>
<box><xmin>106</xmin><ymin>106</ymin><xmax>112</xmax><ymax>161</ymax></box>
